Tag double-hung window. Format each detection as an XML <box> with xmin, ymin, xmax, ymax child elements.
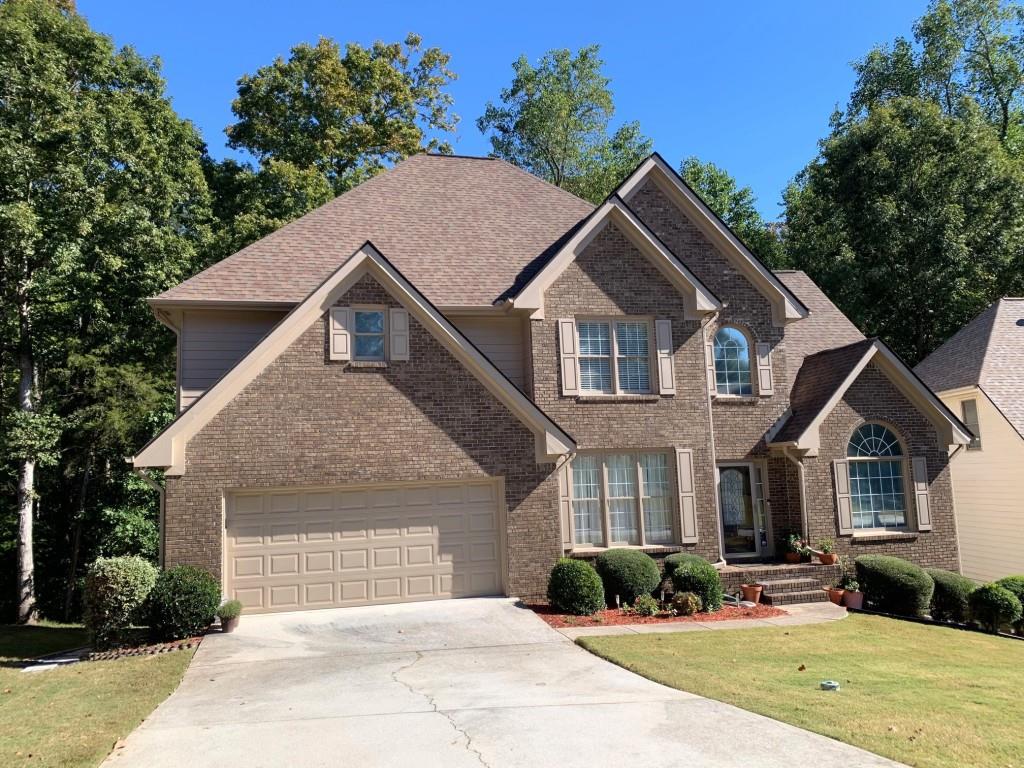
<box><xmin>570</xmin><ymin>452</ymin><xmax>674</xmax><ymax>547</ymax></box>
<box><xmin>353</xmin><ymin>309</ymin><xmax>386</xmax><ymax>361</ymax></box>
<box><xmin>577</xmin><ymin>319</ymin><xmax>651</xmax><ymax>394</ymax></box>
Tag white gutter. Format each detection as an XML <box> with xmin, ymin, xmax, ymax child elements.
<box><xmin>782</xmin><ymin>446</ymin><xmax>809</xmax><ymax>538</ymax></box>
<box><xmin>701</xmin><ymin>311</ymin><xmax>727</xmax><ymax>563</ymax></box>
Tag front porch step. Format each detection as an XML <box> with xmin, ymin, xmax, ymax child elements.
<box><xmin>763</xmin><ymin>589</ymin><xmax>828</xmax><ymax>606</ymax></box>
<box><xmin>755</xmin><ymin>577</ymin><xmax>821</xmax><ymax>595</ymax></box>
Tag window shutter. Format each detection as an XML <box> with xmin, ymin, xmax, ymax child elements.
<box><xmin>755</xmin><ymin>342</ymin><xmax>774</xmax><ymax>396</ymax></box>
<box><xmin>329</xmin><ymin>308</ymin><xmax>351</xmax><ymax>361</ymax></box>
<box><xmin>655</xmin><ymin>318</ymin><xmax>676</xmax><ymax>395</ymax></box>
<box><xmin>389</xmin><ymin>308</ymin><xmax>409</xmax><ymax>361</ymax></box>
<box><xmin>558</xmin><ymin>319</ymin><xmax>580</xmax><ymax>396</ymax></box>
<box><xmin>911</xmin><ymin>456</ymin><xmax>932</xmax><ymax>531</ymax></box>
<box><xmin>704</xmin><ymin>340</ymin><xmax>716</xmax><ymax>396</ymax></box>
<box><xmin>558</xmin><ymin>461</ymin><xmax>573</xmax><ymax>549</ymax></box>
<box><xmin>675</xmin><ymin>448</ymin><xmax>699</xmax><ymax>543</ymax></box>
<box><xmin>833</xmin><ymin>460</ymin><xmax>854</xmax><ymax>535</ymax></box>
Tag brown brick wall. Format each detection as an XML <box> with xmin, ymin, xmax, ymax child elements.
<box><xmin>164</xmin><ymin>274</ymin><xmax>560</xmax><ymax>601</ymax></box>
<box><xmin>802</xmin><ymin>362</ymin><xmax>960</xmax><ymax>570</ymax></box>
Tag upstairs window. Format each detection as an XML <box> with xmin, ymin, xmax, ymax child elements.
<box><xmin>847</xmin><ymin>423</ymin><xmax>907</xmax><ymax>530</ymax></box>
<box><xmin>713</xmin><ymin>326</ymin><xmax>752</xmax><ymax>396</ymax></box>
<box><xmin>960</xmin><ymin>399</ymin><xmax>982</xmax><ymax>450</ymax></box>
<box><xmin>353</xmin><ymin>309</ymin><xmax>386</xmax><ymax>361</ymax></box>
<box><xmin>577</xmin><ymin>319</ymin><xmax>651</xmax><ymax>395</ymax></box>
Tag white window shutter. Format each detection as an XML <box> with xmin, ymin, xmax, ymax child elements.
<box><xmin>558</xmin><ymin>461</ymin><xmax>573</xmax><ymax>549</ymax></box>
<box><xmin>755</xmin><ymin>342</ymin><xmax>774</xmax><ymax>396</ymax></box>
<box><xmin>833</xmin><ymin>460</ymin><xmax>854</xmax><ymax>535</ymax></box>
<box><xmin>329</xmin><ymin>308</ymin><xmax>351</xmax><ymax>361</ymax></box>
<box><xmin>389</xmin><ymin>308</ymin><xmax>409</xmax><ymax>361</ymax></box>
<box><xmin>704</xmin><ymin>340</ymin><xmax>716</xmax><ymax>396</ymax></box>
<box><xmin>557</xmin><ymin>319</ymin><xmax>580</xmax><ymax>396</ymax></box>
<box><xmin>655</xmin><ymin>318</ymin><xmax>676</xmax><ymax>395</ymax></box>
<box><xmin>911</xmin><ymin>456</ymin><xmax>932</xmax><ymax>531</ymax></box>
<box><xmin>675</xmin><ymin>448</ymin><xmax>699</xmax><ymax>543</ymax></box>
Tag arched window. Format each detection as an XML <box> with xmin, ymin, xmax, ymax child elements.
<box><xmin>713</xmin><ymin>327</ymin><xmax>752</xmax><ymax>396</ymax></box>
<box><xmin>847</xmin><ymin>423</ymin><xmax>907</xmax><ymax>530</ymax></box>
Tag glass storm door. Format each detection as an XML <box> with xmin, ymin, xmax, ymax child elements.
<box><xmin>719</xmin><ymin>465</ymin><xmax>759</xmax><ymax>557</ymax></box>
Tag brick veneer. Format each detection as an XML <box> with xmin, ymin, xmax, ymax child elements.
<box><xmin>164</xmin><ymin>274</ymin><xmax>559</xmax><ymax>602</ymax></box>
<box><xmin>802</xmin><ymin>362</ymin><xmax>960</xmax><ymax>570</ymax></box>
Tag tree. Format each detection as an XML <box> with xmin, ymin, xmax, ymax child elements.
<box><xmin>0</xmin><ymin>0</ymin><xmax>210</xmax><ymax>621</ymax></box>
<box><xmin>680</xmin><ymin>157</ymin><xmax>785</xmax><ymax>267</ymax></box>
<box><xmin>784</xmin><ymin>98</ymin><xmax>1024</xmax><ymax>363</ymax></box>
<box><xmin>477</xmin><ymin>45</ymin><xmax>652</xmax><ymax>203</ymax></box>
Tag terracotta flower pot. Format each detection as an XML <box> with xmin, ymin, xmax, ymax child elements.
<box><xmin>825</xmin><ymin>587</ymin><xmax>845</xmax><ymax>605</ymax></box>
<box><xmin>843</xmin><ymin>590</ymin><xmax>864</xmax><ymax>610</ymax></box>
<box><xmin>784</xmin><ymin>552</ymin><xmax>801</xmax><ymax>564</ymax></box>
<box><xmin>818</xmin><ymin>553</ymin><xmax>839</xmax><ymax>565</ymax></box>
<box><xmin>221</xmin><ymin>616</ymin><xmax>240</xmax><ymax>633</ymax></box>
<box><xmin>740</xmin><ymin>584</ymin><xmax>763</xmax><ymax>603</ymax></box>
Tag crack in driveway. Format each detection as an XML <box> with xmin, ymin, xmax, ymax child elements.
<box><xmin>391</xmin><ymin>651</ymin><xmax>491</xmax><ymax>768</ymax></box>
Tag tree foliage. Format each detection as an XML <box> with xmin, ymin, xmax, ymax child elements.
<box><xmin>477</xmin><ymin>45</ymin><xmax>652</xmax><ymax>203</ymax></box>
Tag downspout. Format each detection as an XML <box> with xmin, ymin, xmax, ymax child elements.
<box><xmin>700</xmin><ymin>311</ymin><xmax>727</xmax><ymax>566</ymax></box>
<box><xmin>782</xmin><ymin>446</ymin><xmax>809</xmax><ymax>538</ymax></box>
<box><xmin>133</xmin><ymin>466</ymin><xmax>165</xmax><ymax>567</ymax></box>
<box><xmin>946</xmin><ymin>443</ymin><xmax>965</xmax><ymax>574</ymax></box>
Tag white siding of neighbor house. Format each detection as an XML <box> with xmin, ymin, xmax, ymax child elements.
<box><xmin>450</xmin><ymin>316</ymin><xmax>527</xmax><ymax>389</ymax></box>
<box><xmin>179</xmin><ymin>309</ymin><xmax>286</xmax><ymax>410</ymax></box>
<box><xmin>941</xmin><ymin>388</ymin><xmax>1024</xmax><ymax>583</ymax></box>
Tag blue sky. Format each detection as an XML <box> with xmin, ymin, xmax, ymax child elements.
<box><xmin>79</xmin><ymin>1</ymin><xmax>926</xmax><ymax>219</ymax></box>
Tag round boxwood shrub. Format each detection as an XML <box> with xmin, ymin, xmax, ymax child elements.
<box><xmin>148</xmin><ymin>565</ymin><xmax>221</xmax><ymax>641</ymax></box>
<box><xmin>995</xmin><ymin>576</ymin><xmax>1024</xmax><ymax>633</ymax></box>
<box><xmin>662</xmin><ymin>552</ymin><xmax>705</xmax><ymax>582</ymax></box>
<box><xmin>84</xmin><ymin>556</ymin><xmax>158</xmax><ymax>649</ymax></box>
<box><xmin>547</xmin><ymin>558</ymin><xmax>605</xmax><ymax>616</ymax></box>
<box><xmin>594</xmin><ymin>549</ymin><xmax>661</xmax><ymax>606</ymax></box>
<box><xmin>854</xmin><ymin>555</ymin><xmax>934</xmax><ymax>617</ymax></box>
<box><xmin>925</xmin><ymin>568</ymin><xmax>975</xmax><ymax>623</ymax></box>
<box><xmin>671</xmin><ymin>591</ymin><xmax>703</xmax><ymax>616</ymax></box>
<box><xmin>670</xmin><ymin>558</ymin><xmax>722</xmax><ymax>612</ymax></box>
<box><xmin>969</xmin><ymin>583</ymin><xmax>1023</xmax><ymax>633</ymax></box>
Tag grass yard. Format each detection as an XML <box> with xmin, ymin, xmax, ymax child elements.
<box><xmin>0</xmin><ymin>623</ymin><xmax>194</xmax><ymax>768</ymax></box>
<box><xmin>580</xmin><ymin>614</ymin><xmax>1023</xmax><ymax>768</ymax></box>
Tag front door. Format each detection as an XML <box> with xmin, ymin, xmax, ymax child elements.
<box><xmin>718</xmin><ymin>464</ymin><xmax>760</xmax><ymax>558</ymax></box>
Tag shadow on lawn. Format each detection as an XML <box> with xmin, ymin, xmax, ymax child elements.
<box><xmin>0</xmin><ymin>624</ymin><xmax>90</xmax><ymax>662</ymax></box>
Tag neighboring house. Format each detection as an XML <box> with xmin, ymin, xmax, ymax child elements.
<box><xmin>133</xmin><ymin>153</ymin><xmax>971</xmax><ymax>614</ymax></box>
<box><xmin>916</xmin><ymin>298</ymin><xmax>1024</xmax><ymax>583</ymax></box>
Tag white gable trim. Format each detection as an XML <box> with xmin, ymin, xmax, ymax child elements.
<box><xmin>617</xmin><ymin>154</ymin><xmax>808</xmax><ymax>326</ymax></box>
<box><xmin>769</xmin><ymin>340</ymin><xmax>972</xmax><ymax>456</ymax></box>
<box><xmin>134</xmin><ymin>243</ymin><xmax>576</xmax><ymax>474</ymax></box>
<box><xmin>511</xmin><ymin>197</ymin><xmax>721</xmax><ymax>320</ymax></box>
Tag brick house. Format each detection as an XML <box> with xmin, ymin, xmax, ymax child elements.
<box><xmin>133</xmin><ymin>153</ymin><xmax>971</xmax><ymax>613</ymax></box>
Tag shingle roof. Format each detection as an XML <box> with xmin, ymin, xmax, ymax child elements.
<box><xmin>916</xmin><ymin>298</ymin><xmax>1024</xmax><ymax>437</ymax></box>
<box><xmin>156</xmin><ymin>154</ymin><xmax>594</xmax><ymax>307</ymax></box>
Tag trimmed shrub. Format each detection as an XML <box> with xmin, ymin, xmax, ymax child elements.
<box><xmin>995</xmin><ymin>576</ymin><xmax>1024</xmax><ymax>633</ymax></box>
<box><xmin>629</xmin><ymin>594</ymin><xmax>660</xmax><ymax>617</ymax></box>
<box><xmin>672</xmin><ymin>591</ymin><xmax>703</xmax><ymax>616</ymax></box>
<box><xmin>670</xmin><ymin>558</ymin><xmax>723</xmax><ymax>612</ymax></box>
<box><xmin>83</xmin><ymin>556</ymin><xmax>158</xmax><ymax>649</ymax></box>
<box><xmin>925</xmin><ymin>568</ymin><xmax>975</xmax><ymax>623</ymax></box>
<box><xmin>969</xmin><ymin>583</ymin><xmax>1023</xmax><ymax>633</ymax></box>
<box><xmin>148</xmin><ymin>566</ymin><xmax>221</xmax><ymax>641</ymax></box>
<box><xmin>595</xmin><ymin>549</ymin><xmax>661</xmax><ymax>606</ymax></box>
<box><xmin>854</xmin><ymin>555</ymin><xmax>934</xmax><ymax>617</ymax></box>
<box><xmin>216</xmin><ymin>599</ymin><xmax>243</xmax><ymax>621</ymax></box>
<box><xmin>547</xmin><ymin>558</ymin><xmax>605</xmax><ymax>615</ymax></box>
<box><xmin>663</xmin><ymin>553</ymin><xmax>706</xmax><ymax>581</ymax></box>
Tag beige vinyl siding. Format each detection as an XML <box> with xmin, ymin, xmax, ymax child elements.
<box><xmin>179</xmin><ymin>309</ymin><xmax>286</xmax><ymax>409</ymax></box>
<box><xmin>450</xmin><ymin>316</ymin><xmax>526</xmax><ymax>389</ymax></box>
<box><xmin>941</xmin><ymin>388</ymin><xmax>1024</xmax><ymax>582</ymax></box>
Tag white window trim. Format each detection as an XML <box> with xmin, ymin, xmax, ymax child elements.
<box><xmin>575</xmin><ymin>316</ymin><xmax>655</xmax><ymax>396</ymax></box>
<box><xmin>352</xmin><ymin>305</ymin><xmax>388</xmax><ymax>362</ymax></box>
<box><xmin>569</xmin><ymin>450</ymin><xmax>677</xmax><ymax>549</ymax></box>
<box><xmin>712</xmin><ymin>324</ymin><xmax>756</xmax><ymax>398</ymax></box>
<box><xmin>846</xmin><ymin>423</ymin><xmax>912</xmax><ymax>534</ymax></box>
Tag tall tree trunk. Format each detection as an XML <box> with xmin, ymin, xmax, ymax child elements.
<box><xmin>63</xmin><ymin>454</ymin><xmax>93</xmax><ymax>621</ymax></box>
<box><xmin>16</xmin><ymin>296</ymin><xmax>38</xmax><ymax>625</ymax></box>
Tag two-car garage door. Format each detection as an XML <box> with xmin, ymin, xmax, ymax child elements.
<box><xmin>225</xmin><ymin>480</ymin><xmax>504</xmax><ymax>614</ymax></box>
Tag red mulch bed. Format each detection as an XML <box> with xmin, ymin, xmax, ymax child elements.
<box><xmin>531</xmin><ymin>603</ymin><xmax>786</xmax><ymax>628</ymax></box>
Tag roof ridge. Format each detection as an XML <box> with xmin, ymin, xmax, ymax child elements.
<box><xmin>481</xmin><ymin>155</ymin><xmax>597</xmax><ymax>210</ymax></box>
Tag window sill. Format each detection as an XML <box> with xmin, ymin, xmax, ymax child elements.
<box><xmin>348</xmin><ymin>360</ymin><xmax>389</xmax><ymax>369</ymax></box>
<box><xmin>568</xmin><ymin>545</ymin><xmax>684</xmax><ymax>556</ymax></box>
<box><xmin>849</xmin><ymin>531</ymin><xmax>919</xmax><ymax>543</ymax></box>
<box><xmin>575</xmin><ymin>394</ymin><xmax>662</xmax><ymax>403</ymax></box>
<box><xmin>712</xmin><ymin>395</ymin><xmax>762</xmax><ymax>405</ymax></box>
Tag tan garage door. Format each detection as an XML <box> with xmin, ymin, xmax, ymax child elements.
<box><xmin>225</xmin><ymin>480</ymin><xmax>504</xmax><ymax>614</ymax></box>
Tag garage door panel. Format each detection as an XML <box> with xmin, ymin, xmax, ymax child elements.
<box><xmin>226</xmin><ymin>480</ymin><xmax>503</xmax><ymax>613</ymax></box>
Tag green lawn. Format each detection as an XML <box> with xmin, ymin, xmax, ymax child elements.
<box><xmin>0</xmin><ymin>624</ymin><xmax>194</xmax><ymax>768</ymax></box>
<box><xmin>580</xmin><ymin>614</ymin><xmax>1023</xmax><ymax>768</ymax></box>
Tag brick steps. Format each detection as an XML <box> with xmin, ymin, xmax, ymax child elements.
<box><xmin>760</xmin><ymin>588</ymin><xmax>828</xmax><ymax>605</ymax></box>
<box><xmin>721</xmin><ymin>562</ymin><xmax>840</xmax><ymax>606</ymax></box>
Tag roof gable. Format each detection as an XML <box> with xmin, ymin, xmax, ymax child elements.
<box><xmin>510</xmin><ymin>196</ymin><xmax>721</xmax><ymax>319</ymax></box>
<box><xmin>134</xmin><ymin>243</ymin><xmax>576</xmax><ymax>473</ymax></box>
<box><xmin>616</xmin><ymin>154</ymin><xmax>808</xmax><ymax>325</ymax></box>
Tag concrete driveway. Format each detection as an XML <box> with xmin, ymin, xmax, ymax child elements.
<box><xmin>104</xmin><ymin>598</ymin><xmax>899</xmax><ymax>768</ymax></box>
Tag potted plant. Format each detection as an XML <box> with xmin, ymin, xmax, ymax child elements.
<box><xmin>784</xmin><ymin>533</ymin><xmax>806</xmax><ymax>564</ymax></box>
<box><xmin>841</xmin><ymin>575</ymin><xmax>863</xmax><ymax>609</ymax></box>
<box><xmin>825</xmin><ymin>578</ymin><xmax>846</xmax><ymax>605</ymax></box>
<box><xmin>740</xmin><ymin>583</ymin><xmax>763</xmax><ymax>603</ymax></box>
<box><xmin>217</xmin><ymin>599</ymin><xmax>243</xmax><ymax>633</ymax></box>
<box><xmin>816</xmin><ymin>537</ymin><xmax>839</xmax><ymax>565</ymax></box>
